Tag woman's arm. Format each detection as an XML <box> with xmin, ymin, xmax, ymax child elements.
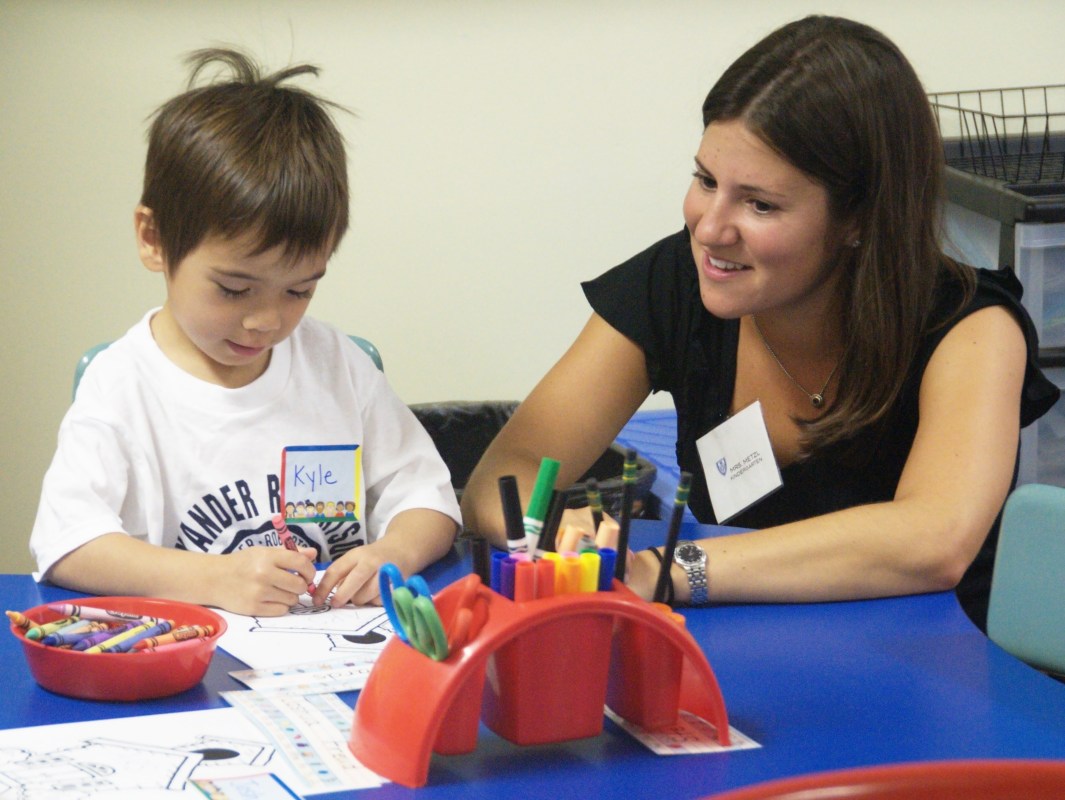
<box><xmin>628</xmin><ymin>305</ymin><xmax>1028</xmax><ymax>603</ymax></box>
<box><xmin>461</xmin><ymin>314</ymin><xmax>651</xmax><ymax>547</ymax></box>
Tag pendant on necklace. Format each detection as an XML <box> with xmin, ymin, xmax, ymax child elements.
<box><xmin>810</xmin><ymin>394</ymin><xmax>825</xmax><ymax>409</ymax></box>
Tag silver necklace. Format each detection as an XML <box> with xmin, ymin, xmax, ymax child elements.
<box><xmin>751</xmin><ymin>316</ymin><xmax>840</xmax><ymax>409</ymax></box>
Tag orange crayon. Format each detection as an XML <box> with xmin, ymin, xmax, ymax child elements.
<box><xmin>133</xmin><ymin>623</ymin><xmax>214</xmax><ymax>651</ymax></box>
<box><xmin>5</xmin><ymin>610</ymin><xmax>32</xmax><ymax>629</ymax></box>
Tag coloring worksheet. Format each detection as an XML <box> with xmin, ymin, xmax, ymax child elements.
<box><xmin>0</xmin><ymin>700</ymin><xmax>386</xmax><ymax>798</ymax></box>
<box><xmin>0</xmin><ymin>708</ymin><xmax>286</xmax><ymax>798</ymax></box>
<box><xmin>215</xmin><ymin>573</ymin><xmax>394</xmax><ymax>670</ymax></box>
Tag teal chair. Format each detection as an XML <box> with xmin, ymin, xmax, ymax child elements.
<box><xmin>73</xmin><ymin>334</ymin><xmax>383</xmax><ymax>400</ymax></box>
<box><xmin>986</xmin><ymin>483</ymin><xmax>1065</xmax><ymax>678</ymax></box>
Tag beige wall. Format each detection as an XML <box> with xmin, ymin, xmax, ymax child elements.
<box><xmin>2</xmin><ymin>0</ymin><xmax>1062</xmax><ymax>573</ymax></box>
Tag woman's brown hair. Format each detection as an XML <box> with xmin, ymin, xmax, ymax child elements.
<box><xmin>702</xmin><ymin>15</ymin><xmax>974</xmax><ymax>452</ymax></box>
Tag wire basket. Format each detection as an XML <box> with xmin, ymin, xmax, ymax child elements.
<box><xmin>929</xmin><ymin>85</ymin><xmax>1065</xmax><ymax>192</ymax></box>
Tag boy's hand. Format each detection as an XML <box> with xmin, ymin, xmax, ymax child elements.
<box><xmin>313</xmin><ymin>541</ymin><xmax>393</xmax><ymax>608</ymax></box>
<box><xmin>217</xmin><ymin>546</ymin><xmax>318</xmax><ymax>616</ymax></box>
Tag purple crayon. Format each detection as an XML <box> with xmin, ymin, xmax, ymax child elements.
<box><xmin>106</xmin><ymin>620</ymin><xmax>174</xmax><ymax>654</ymax></box>
<box><xmin>72</xmin><ymin>623</ymin><xmax>135</xmax><ymax>652</ymax></box>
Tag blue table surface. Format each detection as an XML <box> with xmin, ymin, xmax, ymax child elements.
<box><xmin>5</xmin><ymin>519</ymin><xmax>1065</xmax><ymax>800</ymax></box>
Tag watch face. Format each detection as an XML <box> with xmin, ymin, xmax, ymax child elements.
<box><xmin>675</xmin><ymin>542</ymin><xmax>704</xmax><ymax>566</ymax></box>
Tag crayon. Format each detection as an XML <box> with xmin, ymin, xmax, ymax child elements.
<box><xmin>84</xmin><ymin>621</ymin><xmax>162</xmax><ymax>653</ymax></box>
<box><xmin>615</xmin><ymin>448</ymin><xmax>638</xmax><ymax>580</ymax></box>
<box><xmin>40</xmin><ymin>619</ymin><xmax>103</xmax><ymax>646</ymax></box>
<box><xmin>134</xmin><ymin>623</ymin><xmax>215</xmax><ymax>651</ymax></box>
<box><xmin>73</xmin><ymin>623</ymin><xmax>135</xmax><ymax>651</ymax></box>
<box><xmin>523</xmin><ymin>458</ymin><xmax>561</xmax><ymax>554</ymax></box>
<box><xmin>499</xmin><ymin>475</ymin><xmax>528</xmax><ymax>556</ymax></box>
<box><xmin>26</xmin><ymin>616</ymin><xmax>78</xmax><ymax>641</ymax></box>
<box><xmin>105</xmin><ymin>620</ymin><xmax>174</xmax><ymax>653</ymax></box>
<box><xmin>5</xmin><ymin>610</ymin><xmax>33</xmax><ymax>629</ymax></box>
<box><xmin>47</xmin><ymin>604</ymin><xmax>158</xmax><ymax>625</ymax></box>
<box><xmin>653</xmin><ymin>472</ymin><xmax>693</xmax><ymax>604</ymax></box>
<box><xmin>272</xmin><ymin>514</ymin><xmax>317</xmax><ymax>595</ymax></box>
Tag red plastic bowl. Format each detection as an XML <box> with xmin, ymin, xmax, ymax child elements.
<box><xmin>11</xmin><ymin>596</ymin><xmax>227</xmax><ymax>701</ymax></box>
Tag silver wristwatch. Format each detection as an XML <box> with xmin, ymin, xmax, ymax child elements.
<box><xmin>673</xmin><ymin>541</ymin><xmax>709</xmax><ymax>605</ymax></box>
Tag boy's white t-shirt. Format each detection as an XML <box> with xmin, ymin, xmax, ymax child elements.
<box><xmin>30</xmin><ymin>310</ymin><xmax>460</xmax><ymax>578</ymax></box>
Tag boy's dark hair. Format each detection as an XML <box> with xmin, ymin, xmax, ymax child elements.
<box><xmin>141</xmin><ymin>48</ymin><xmax>349</xmax><ymax>269</ymax></box>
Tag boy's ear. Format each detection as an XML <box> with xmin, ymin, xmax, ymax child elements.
<box><xmin>134</xmin><ymin>205</ymin><xmax>167</xmax><ymax>274</ymax></box>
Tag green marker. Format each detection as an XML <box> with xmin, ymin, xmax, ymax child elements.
<box><xmin>524</xmin><ymin>457</ymin><xmax>561</xmax><ymax>553</ymax></box>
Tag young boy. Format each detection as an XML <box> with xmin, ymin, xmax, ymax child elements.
<box><xmin>30</xmin><ymin>49</ymin><xmax>460</xmax><ymax>616</ymax></box>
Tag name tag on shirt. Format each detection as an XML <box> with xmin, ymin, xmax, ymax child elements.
<box><xmin>696</xmin><ymin>401</ymin><xmax>782</xmax><ymax>523</ymax></box>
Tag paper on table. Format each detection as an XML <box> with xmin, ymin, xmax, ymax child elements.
<box><xmin>215</xmin><ymin>571</ymin><xmax>394</xmax><ymax>670</ymax></box>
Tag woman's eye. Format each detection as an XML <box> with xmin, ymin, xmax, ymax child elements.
<box><xmin>692</xmin><ymin>171</ymin><xmax>716</xmax><ymax>191</ymax></box>
<box><xmin>751</xmin><ymin>199</ymin><xmax>776</xmax><ymax>214</ymax></box>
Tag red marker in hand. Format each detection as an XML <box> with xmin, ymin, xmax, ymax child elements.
<box><xmin>272</xmin><ymin>514</ymin><xmax>317</xmax><ymax>596</ymax></box>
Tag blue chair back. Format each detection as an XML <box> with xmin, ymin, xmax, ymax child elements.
<box><xmin>987</xmin><ymin>483</ymin><xmax>1065</xmax><ymax>677</ymax></box>
<box><xmin>73</xmin><ymin>335</ymin><xmax>383</xmax><ymax>400</ymax></box>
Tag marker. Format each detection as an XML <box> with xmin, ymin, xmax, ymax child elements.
<box><xmin>134</xmin><ymin>623</ymin><xmax>215</xmax><ymax>651</ymax></box>
<box><xmin>272</xmin><ymin>514</ymin><xmax>317</xmax><ymax>595</ymax></box>
<box><xmin>653</xmin><ymin>472</ymin><xmax>692</xmax><ymax>604</ymax></box>
<box><xmin>597</xmin><ymin>548</ymin><xmax>617</xmax><ymax>591</ymax></box>
<box><xmin>47</xmin><ymin>604</ymin><xmax>158</xmax><ymax>625</ymax></box>
<box><xmin>490</xmin><ymin>550</ymin><xmax>508</xmax><ymax>593</ymax></box>
<box><xmin>500</xmin><ymin>557</ymin><xmax>518</xmax><ymax>600</ymax></box>
<box><xmin>534</xmin><ymin>557</ymin><xmax>556</xmax><ymax>599</ymax></box>
<box><xmin>578</xmin><ymin>551</ymin><xmax>601</xmax><ymax>593</ymax></box>
<box><xmin>585</xmin><ymin>478</ymin><xmax>604</xmax><ymax>535</ymax></box>
<box><xmin>535</xmin><ymin>490</ymin><xmax>566</xmax><ymax>557</ymax></box>
<box><xmin>513</xmin><ymin>560</ymin><xmax>536</xmax><ymax>602</ymax></box>
<box><xmin>542</xmin><ymin>551</ymin><xmax>563</xmax><ymax>594</ymax></box>
<box><xmin>614</xmin><ymin>448</ymin><xmax>638</xmax><ymax>580</ymax></box>
<box><xmin>523</xmin><ymin>458</ymin><xmax>561</xmax><ymax>553</ymax></box>
<box><xmin>470</xmin><ymin>535</ymin><xmax>490</xmax><ymax>584</ymax></box>
<box><xmin>498</xmin><ymin>476</ymin><xmax>528</xmax><ymax>555</ymax></box>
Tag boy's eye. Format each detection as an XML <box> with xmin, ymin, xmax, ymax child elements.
<box><xmin>218</xmin><ymin>284</ymin><xmax>249</xmax><ymax>298</ymax></box>
<box><xmin>289</xmin><ymin>288</ymin><xmax>315</xmax><ymax>300</ymax></box>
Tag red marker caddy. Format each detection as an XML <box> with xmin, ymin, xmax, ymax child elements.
<box><xmin>349</xmin><ymin>572</ymin><xmax>730</xmax><ymax>788</ymax></box>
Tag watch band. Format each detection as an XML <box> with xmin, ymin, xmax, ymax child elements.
<box><xmin>674</xmin><ymin>541</ymin><xmax>709</xmax><ymax>605</ymax></box>
<box><xmin>686</xmin><ymin>561</ymin><xmax>709</xmax><ymax>605</ymax></box>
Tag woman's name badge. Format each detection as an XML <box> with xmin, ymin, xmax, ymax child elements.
<box><xmin>696</xmin><ymin>400</ymin><xmax>782</xmax><ymax>523</ymax></box>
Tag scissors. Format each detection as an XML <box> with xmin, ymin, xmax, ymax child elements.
<box><xmin>379</xmin><ymin>563</ymin><xmax>449</xmax><ymax>661</ymax></box>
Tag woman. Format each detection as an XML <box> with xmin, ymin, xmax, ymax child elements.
<box><xmin>460</xmin><ymin>15</ymin><xmax>1058</xmax><ymax>629</ymax></box>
